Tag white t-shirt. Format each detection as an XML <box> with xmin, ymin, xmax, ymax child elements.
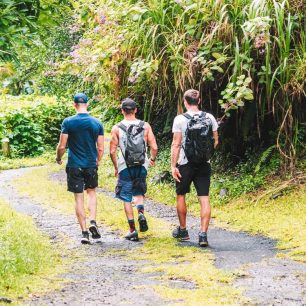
<box><xmin>117</xmin><ymin>119</ymin><xmax>150</xmax><ymax>173</ymax></box>
<box><xmin>172</xmin><ymin>111</ymin><xmax>218</xmax><ymax>166</ymax></box>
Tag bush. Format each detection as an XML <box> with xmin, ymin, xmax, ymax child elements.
<box><xmin>0</xmin><ymin>95</ymin><xmax>74</xmax><ymax>157</ymax></box>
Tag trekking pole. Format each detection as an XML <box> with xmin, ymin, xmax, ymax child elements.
<box><xmin>1</xmin><ymin>138</ymin><xmax>10</xmax><ymax>158</ymax></box>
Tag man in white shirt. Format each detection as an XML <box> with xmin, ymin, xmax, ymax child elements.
<box><xmin>171</xmin><ymin>89</ymin><xmax>219</xmax><ymax>246</ymax></box>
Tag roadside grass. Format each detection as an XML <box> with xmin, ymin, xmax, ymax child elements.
<box><xmin>98</xmin><ymin>157</ymin><xmax>306</xmax><ymax>262</ymax></box>
<box><xmin>0</xmin><ymin>198</ymin><xmax>64</xmax><ymax>300</ymax></box>
<box><xmin>14</xmin><ymin>166</ymin><xmax>245</xmax><ymax>305</ymax></box>
<box><xmin>0</xmin><ymin>152</ymin><xmax>54</xmax><ymax>170</ymax></box>
<box><xmin>213</xmin><ymin>184</ymin><xmax>306</xmax><ymax>262</ymax></box>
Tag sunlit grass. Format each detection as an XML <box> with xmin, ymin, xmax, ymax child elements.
<box><xmin>14</xmin><ymin>166</ymin><xmax>245</xmax><ymax>305</ymax></box>
<box><xmin>0</xmin><ymin>198</ymin><xmax>64</xmax><ymax>299</ymax></box>
<box><xmin>213</xmin><ymin>185</ymin><xmax>306</xmax><ymax>262</ymax></box>
<box><xmin>0</xmin><ymin>152</ymin><xmax>55</xmax><ymax>170</ymax></box>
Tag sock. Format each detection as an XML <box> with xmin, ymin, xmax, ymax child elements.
<box><xmin>137</xmin><ymin>204</ymin><xmax>144</xmax><ymax>215</ymax></box>
<box><xmin>128</xmin><ymin>219</ymin><xmax>135</xmax><ymax>232</ymax></box>
<box><xmin>82</xmin><ymin>230</ymin><xmax>89</xmax><ymax>235</ymax></box>
<box><xmin>90</xmin><ymin>220</ymin><xmax>96</xmax><ymax>225</ymax></box>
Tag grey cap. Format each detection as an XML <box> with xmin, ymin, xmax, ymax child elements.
<box><xmin>121</xmin><ymin>98</ymin><xmax>137</xmax><ymax>110</ymax></box>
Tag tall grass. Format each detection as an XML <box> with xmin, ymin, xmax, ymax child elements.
<box><xmin>0</xmin><ymin>199</ymin><xmax>61</xmax><ymax>298</ymax></box>
<box><xmin>54</xmin><ymin>0</ymin><xmax>305</xmax><ymax>171</ymax></box>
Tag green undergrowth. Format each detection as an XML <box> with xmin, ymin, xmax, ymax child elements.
<box><xmin>14</xmin><ymin>166</ymin><xmax>245</xmax><ymax>305</ymax></box>
<box><xmin>0</xmin><ymin>152</ymin><xmax>54</xmax><ymax>170</ymax></box>
<box><xmin>98</xmin><ymin>153</ymin><xmax>305</xmax><ymax>262</ymax></box>
<box><xmin>0</xmin><ymin>198</ymin><xmax>64</xmax><ymax>300</ymax></box>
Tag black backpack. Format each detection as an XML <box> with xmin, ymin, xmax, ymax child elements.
<box><xmin>118</xmin><ymin>121</ymin><xmax>146</xmax><ymax>167</ymax></box>
<box><xmin>183</xmin><ymin>112</ymin><xmax>214</xmax><ymax>163</ymax></box>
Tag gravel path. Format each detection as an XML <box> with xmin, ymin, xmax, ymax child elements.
<box><xmin>1</xmin><ymin>167</ymin><xmax>305</xmax><ymax>305</ymax></box>
<box><xmin>0</xmin><ymin>168</ymin><xmax>168</xmax><ymax>305</ymax></box>
<box><xmin>51</xmin><ymin>170</ymin><xmax>306</xmax><ymax>305</ymax></box>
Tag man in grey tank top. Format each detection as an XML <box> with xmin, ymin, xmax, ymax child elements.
<box><xmin>110</xmin><ymin>98</ymin><xmax>158</xmax><ymax>241</ymax></box>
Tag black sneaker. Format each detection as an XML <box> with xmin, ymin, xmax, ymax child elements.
<box><xmin>81</xmin><ymin>231</ymin><xmax>90</xmax><ymax>244</ymax></box>
<box><xmin>199</xmin><ymin>232</ymin><xmax>208</xmax><ymax>247</ymax></box>
<box><xmin>172</xmin><ymin>226</ymin><xmax>190</xmax><ymax>241</ymax></box>
<box><xmin>138</xmin><ymin>213</ymin><xmax>148</xmax><ymax>232</ymax></box>
<box><xmin>89</xmin><ymin>221</ymin><xmax>101</xmax><ymax>239</ymax></box>
<box><xmin>125</xmin><ymin>230</ymin><xmax>139</xmax><ymax>241</ymax></box>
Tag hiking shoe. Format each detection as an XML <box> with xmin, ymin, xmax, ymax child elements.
<box><xmin>125</xmin><ymin>230</ymin><xmax>139</xmax><ymax>241</ymax></box>
<box><xmin>199</xmin><ymin>232</ymin><xmax>208</xmax><ymax>247</ymax></box>
<box><xmin>172</xmin><ymin>226</ymin><xmax>190</xmax><ymax>241</ymax></box>
<box><xmin>138</xmin><ymin>213</ymin><xmax>148</xmax><ymax>232</ymax></box>
<box><xmin>81</xmin><ymin>231</ymin><xmax>90</xmax><ymax>244</ymax></box>
<box><xmin>89</xmin><ymin>221</ymin><xmax>101</xmax><ymax>239</ymax></box>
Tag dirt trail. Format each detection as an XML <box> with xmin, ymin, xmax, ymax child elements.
<box><xmin>51</xmin><ymin>169</ymin><xmax>306</xmax><ymax>305</ymax></box>
<box><xmin>0</xmin><ymin>168</ymin><xmax>168</xmax><ymax>305</ymax></box>
<box><xmin>0</xmin><ymin>167</ymin><xmax>305</xmax><ymax>305</ymax></box>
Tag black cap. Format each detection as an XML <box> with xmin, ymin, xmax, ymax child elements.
<box><xmin>121</xmin><ymin>98</ymin><xmax>137</xmax><ymax>110</ymax></box>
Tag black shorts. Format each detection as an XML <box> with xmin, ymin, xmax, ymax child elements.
<box><xmin>176</xmin><ymin>162</ymin><xmax>211</xmax><ymax>196</ymax></box>
<box><xmin>66</xmin><ymin>167</ymin><xmax>98</xmax><ymax>193</ymax></box>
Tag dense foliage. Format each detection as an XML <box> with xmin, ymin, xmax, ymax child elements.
<box><xmin>1</xmin><ymin>0</ymin><xmax>305</xmax><ymax>171</ymax></box>
<box><xmin>0</xmin><ymin>96</ymin><xmax>73</xmax><ymax>157</ymax></box>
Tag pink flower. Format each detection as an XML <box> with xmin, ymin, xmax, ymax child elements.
<box><xmin>93</xmin><ymin>26</ymin><xmax>101</xmax><ymax>33</ymax></box>
<box><xmin>99</xmin><ymin>15</ymin><xmax>106</xmax><ymax>24</ymax></box>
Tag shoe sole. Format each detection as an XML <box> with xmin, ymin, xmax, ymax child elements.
<box><xmin>139</xmin><ymin>219</ymin><xmax>148</xmax><ymax>232</ymax></box>
<box><xmin>89</xmin><ymin>225</ymin><xmax>101</xmax><ymax>239</ymax></box>
<box><xmin>172</xmin><ymin>235</ymin><xmax>190</xmax><ymax>241</ymax></box>
<box><xmin>199</xmin><ymin>242</ymin><xmax>208</xmax><ymax>247</ymax></box>
<box><xmin>81</xmin><ymin>239</ymin><xmax>91</xmax><ymax>244</ymax></box>
<box><xmin>125</xmin><ymin>237</ymin><xmax>139</xmax><ymax>242</ymax></box>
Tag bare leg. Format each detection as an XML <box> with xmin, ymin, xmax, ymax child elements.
<box><xmin>177</xmin><ymin>195</ymin><xmax>187</xmax><ymax>228</ymax></box>
<box><xmin>86</xmin><ymin>188</ymin><xmax>97</xmax><ymax>221</ymax></box>
<box><xmin>74</xmin><ymin>193</ymin><xmax>86</xmax><ymax>231</ymax></box>
<box><xmin>199</xmin><ymin>196</ymin><xmax>211</xmax><ymax>232</ymax></box>
<box><xmin>124</xmin><ymin>202</ymin><xmax>134</xmax><ymax>220</ymax></box>
<box><xmin>133</xmin><ymin>195</ymin><xmax>144</xmax><ymax>205</ymax></box>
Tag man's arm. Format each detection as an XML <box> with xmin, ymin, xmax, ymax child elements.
<box><xmin>96</xmin><ymin>135</ymin><xmax>104</xmax><ymax>167</ymax></box>
<box><xmin>171</xmin><ymin>132</ymin><xmax>182</xmax><ymax>182</ymax></box>
<box><xmin>56</xmin><ymin>133</ymin><xmax>68</xmax><ymax>165</ymax></box>
<box><xmin>213</xmin><ymin>130</ymin><xmax>219</xmax><ymax>148</ymax></box>
<box><xmin>145</xmin><ymin>123</ymin><xmax>158</xmax><ymax>166</ymax></box>
<box><xmin>110</xmin><ymin>126</ymin><xmax>119</xmax><ymax>176</ymax></box>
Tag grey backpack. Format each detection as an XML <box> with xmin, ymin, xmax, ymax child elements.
<box><xmin>118</xmin><ymin>121</ymin><xmax>146</xmax><ymax>167</ymax></box>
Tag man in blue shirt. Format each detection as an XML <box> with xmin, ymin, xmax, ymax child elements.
<box><xmin>56</xmin><ymin>93</ymin><xmax>104</xmax><ymax>244</ymax></box>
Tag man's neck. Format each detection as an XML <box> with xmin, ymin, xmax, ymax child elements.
<box><xmin>124</xmin><ymin>114</ymin><xmax>136</xmax><ymax>121</ymax></box>
<box><xmin>186</xmin><ymin>105</ymin><xmax>200</xmax><ymax>112</ymax></box>
<box><xmin>77</xmin><ymin>109</ymin><xmax>88</xmax><ymax>114</ymax></box>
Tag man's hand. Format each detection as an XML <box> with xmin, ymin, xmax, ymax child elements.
<box><xmin>149</xmin><ymin>158</ymin><xmax>156</xmax><ymax>167</ymax></box>
<box><xmin>96</xmin><ymin>159</ymin><xmax>100</xmax><ymax>167</ymax></box>
<box><xmin>214</xmin><ymin>141</ymin><xmax>219</xmax><ymax>149</ymax></box>
<box><xmin>172</xmin><ymin>167</ymin><xmax>181</xmax><ymax>182</ymax></box>
<box><xmin>114</xmin><ymin>168</ymin><xmax>118</xmax><ymax>177</ymax></box>
<box><xmin>56</xmin><ymin>158</ymin><xmax>63</xmax><ymax>165</ymax></box>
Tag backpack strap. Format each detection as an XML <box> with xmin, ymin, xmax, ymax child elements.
<box><xmin>200</xmin><ymin>111</ymin><xmax>207</xmax><ymax>118</ymax></box>
<box><xmin>138</xmin><ymin>121</ymin><xmax>145</xmax><ymax>128</ymax></box>
<box><xmin>117</xmin><ymin>122</ymin><xmax>127</xmax><ymax>133</ymax></box>
<box><xmin>183</xmin><ymin>113</ymin><xmax>193</xmax><ymax>120</ymax></box>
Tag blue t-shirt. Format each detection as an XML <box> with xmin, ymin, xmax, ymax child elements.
<box><xmin>61</xmin><ymin>113</ymin><xmax>104</xmax><ymax>168</ymax></box>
